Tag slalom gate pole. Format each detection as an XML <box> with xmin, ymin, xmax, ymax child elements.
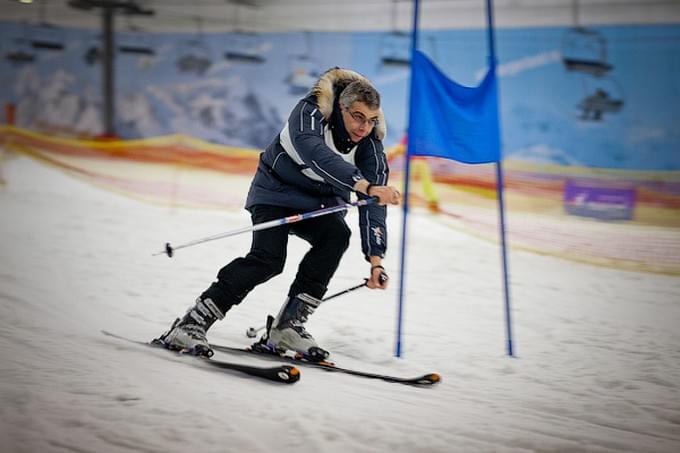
<box><xmin>486</xmin><ymin>0</ymin><xmax>514</xmax><ymax>357</ymax></box>
<box><xmin>246</xmin><ymin>279</ymin><xmax>370</xmax><ymax>338</ymax></box>
<box><xmin>154</xmin><ymin>197</ymin><xmax>378</xmax><ymax>257</ymax></box>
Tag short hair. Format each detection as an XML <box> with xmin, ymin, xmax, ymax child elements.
<box><xmin>339</xmin><ymin>80</ymin><xmax>381</xmax><ymax>111</ymax></box>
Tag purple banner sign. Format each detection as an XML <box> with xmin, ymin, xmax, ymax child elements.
<box><xmin>564</xmin><ymin>179</ymin><xmax>636</xmax><ymax>221</ymax></box>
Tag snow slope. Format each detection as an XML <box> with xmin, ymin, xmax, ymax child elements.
<box><xmin>1</xmin><ymin>155</ymin><xmax>679</xmax><ymax>453</ymax></box>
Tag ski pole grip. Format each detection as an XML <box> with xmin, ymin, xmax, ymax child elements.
<box><xmin>371</xmin><ymin>265</ymin><xmax>388</xmax><ymax>284</ymax></box>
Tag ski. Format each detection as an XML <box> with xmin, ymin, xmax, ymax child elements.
<box><xmin>209</xmin><ymin>342</ymin><xmax>441</xmax><ymax>386</ymax></box>
<box><xmin>101</xmin><ymin>330</ymin><xmax>300</xmax><ymax>384</ymax></box>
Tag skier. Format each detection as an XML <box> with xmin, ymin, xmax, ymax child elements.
<box><xmin>159</xmin><ymin>68</ymin><xmax>401</xmax><ymax>358</ymax></box>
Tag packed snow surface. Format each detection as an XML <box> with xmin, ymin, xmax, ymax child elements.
<box><xmin>1</xmin><ymin>156</ymin><xmax>679</xmax><ymax>452</ymax></box>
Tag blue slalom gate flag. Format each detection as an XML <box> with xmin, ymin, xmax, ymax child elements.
<box><xmin>408</xmin><ymin>50</ymin><xmax>501</xmax><ymax>163</ymax></box>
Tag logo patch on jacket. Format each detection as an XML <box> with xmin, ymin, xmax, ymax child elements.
<box><xmin>371</xmin><ymin>226</ymin><xmax>384</xmax><ymax>246</ymax></box>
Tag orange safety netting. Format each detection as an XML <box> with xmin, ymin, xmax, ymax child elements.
<box><xmin>0</xmin><ymin>126</ymin><xmax>260</xmax><ymax>209</ymax></box>
<box><xmin>2</xmin><ymin>126</ymin><xmax>680</xmax><ymax>275</ymax></box>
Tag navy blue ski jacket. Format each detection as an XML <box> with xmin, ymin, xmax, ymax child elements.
<box><xmin>245</xmin><ymin>68</ymin><xmax>389</xmax><ymax>260</ymax></box>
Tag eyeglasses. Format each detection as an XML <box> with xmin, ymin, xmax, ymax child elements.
<box><xmin>343</xmin><ymin>108</ymin><xmax>380</xmax><ymax>128</ymax></box>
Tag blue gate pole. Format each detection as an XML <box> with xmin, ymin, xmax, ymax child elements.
<box><xmin>395</xmin><ymin>0</ymin><xmax>421</xmax><ymax>358</ymax></box>
<box><xmin>486</xmin><ymin>0</ymin><xmax>514</xmax><ymax>357</ymax></box>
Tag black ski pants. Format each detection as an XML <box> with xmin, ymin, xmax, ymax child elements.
<box><xmin>201</xmin><ymin>204</ymin><xmax>351</xmax><ymax>315</ymax></box>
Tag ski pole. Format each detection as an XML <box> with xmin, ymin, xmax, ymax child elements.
<box><xmin>154</xmin><ymin>197</ymin><xmax>378</xmax><ymax>257</ymax></box>
<box><xmin>246</xmin><ymin>279</ymin><xmax>370</xmax><ymax>338</ymax></box>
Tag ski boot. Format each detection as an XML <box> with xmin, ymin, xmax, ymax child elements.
<box><xmin>156</xmin><ymin>297</ymin><xmax>224</xmax><ymax>357</ymax></box>
<box><xmin>265</xmin><ymin>293</ymin><xmax>329</xmax><ymax>361</ymax></box>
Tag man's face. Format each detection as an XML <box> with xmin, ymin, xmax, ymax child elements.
<box><xmin>340</xmin><ymin>101</ymin><xmax>380</xmax><ymax>143</ymax></box>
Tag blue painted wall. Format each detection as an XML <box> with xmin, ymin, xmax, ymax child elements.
<box><xmin>1</xmin><ymin>22</ymin><xmax>678</xmax><ymax>170</ymax></box>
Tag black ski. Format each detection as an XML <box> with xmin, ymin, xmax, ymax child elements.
<box><xmin>101</xmin><ymin>331</ymin><xmax>300</xmax><ymax>384</ymax></box>
<box><xmin>209</xmin><ymin>342</ymin><xmax>440</xmax><ymax>386</ymax></box>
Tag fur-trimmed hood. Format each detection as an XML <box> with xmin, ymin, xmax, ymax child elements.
<box><xmin>310</xmin><ymin>68</ymin><xmax>387</xmax><ymax>141</ymax></box>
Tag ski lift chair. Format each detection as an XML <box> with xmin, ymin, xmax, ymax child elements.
<box><xmin>5</xmin><ymin>50</ymin><xmax>36</xmax><ymax>65</ymax></box>
<box><xmin>378</xmin><ymin>31</ymin><xmax>411</xmax><ymax>69</ymax></box>
<box><xmin>284</xmin><ymin>32</ymin><xmax>320</xmax><ymax>94</ymax></box>
<box><xmin>561</xmin><ymin>27</ymin><xmax>613</xmax><ymax>77</ymax></box>
<box><xmin>224</xmin><ymin>32</ymin><xmax>266</xmax><ymax>64</ymax></box>
<box><xmin>84</xmin><ymin>46</ymin><xmax>101</xmax><ymax>66</ymax></box>
<box><xmin>118</xmin><ymin>17</ymin><xmax>155</xmax><ymax>56</ymax></box>
<box><xmin>81</xmin><ymin>33</ymin><xmax>102</xmax><ymax>66</ymax></box>
<box><xmin>285</xmin><ymin>57</ymin><xmax>320</xmax><ymax>95</ymax></box>
<box><xmin>5</xmin><ymin>38</ymin><xmax>36</xmax><ymax>65</ymax></box>
<box><xmin>118</xmin><ymin>35</ymin><xmax>155</xmax><ymax>56</ymax></box>
<box><xmin>577</xmin><ymin>77</ymin><xmax>625</xmax><ymax>121</ymax></box>
<box><xmin>2</xmin><ymin>22</ymin><xmax>36</xmax><ymax>66</ymax></box>
<box><xmin>173</xmin><ymin>16</ymin><xmax>213</xmax><ymax>75</ymax></box>
<box><xmin>119</xmin><ymin>30</ymin><xmax>157</xmax><ymax>72</ymax></box>
<box><xmin>578</xmin><ymin>90</ymin><xmax>624</xmax><ymax>121</ymax></box>
<box><xmin>30</xmin><ymin>22</ymin><xmax>65</xmax><ymax>52</ymax></box>
<box><xmin>119</xmin><ymin>45</ymin><xmax>154</xmax><ymax>55</ymax></box>
<box><xmin>175</xmin><ymin>37</ymin><xmax>213</xmax><ymax>75</ymax></box>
